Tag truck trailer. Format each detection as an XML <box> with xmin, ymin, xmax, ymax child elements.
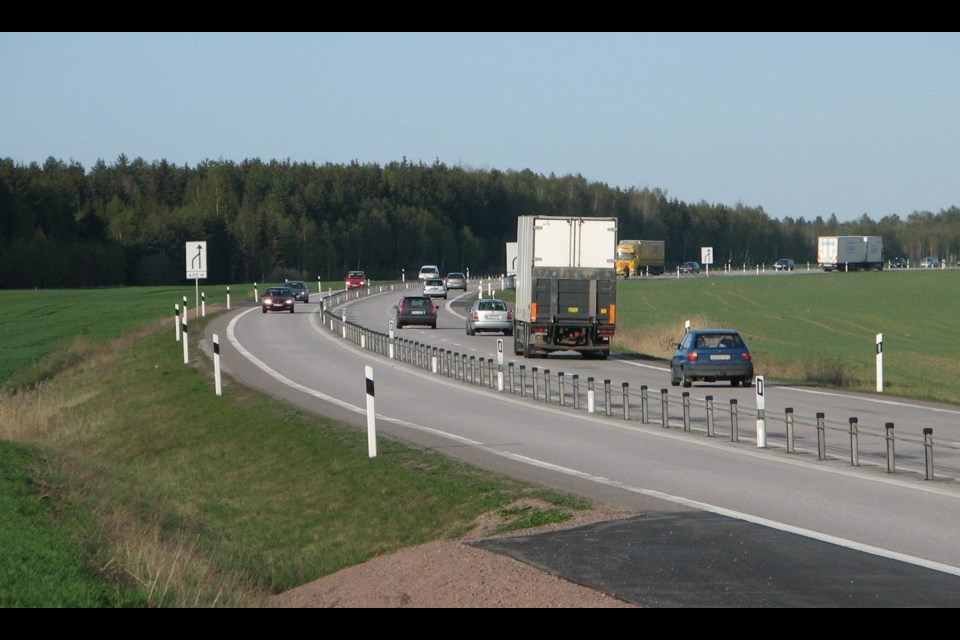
<box><xmin>817</xmin><ymin>236</ymin><xmax>884</xmax><ymax>271</ymax></box>
<box><xmin>616</xmin><ymin>239</ymin><xmax>665</xmax><ymax>277</ymax></box>
<box><xmin>513</xmin><ymin>215</ymin><xmax>618</xmax><ymax>359</ymax></box>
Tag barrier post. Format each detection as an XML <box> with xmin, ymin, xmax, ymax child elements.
<box><xmin>785</xmin><ymin>408</ymin><xmax>795</xmax><ymax>453</ymax></box>
<box><xmin>640</xmin><ymin>385</ymin><xmax>649</xmax><ymax>423</ymax></box>
<box><xmin>816</xmin><ymin>412</ymin><xmax>826</xmax><ymax>460</ymax></box>
<box><xmin>849</xmin><ymin>417</ymin><xmax>860</xmax><ymax>466</ymax></box>
<box><xmin>661</xmin><ymin>389</ymin><xmax>669</xmax><ymax>429</ymax></box>
<box><xmin>923</xmin><ymin>428</ymin><xmax>934</xmax><ymax>480</ymax></box>
<box><xmin>885</xmin><ymin>422</ymin><xmax>896</xmax><ymax>473</ymax></box>
<box><xmin>682</xmin><ymin>392</ymin><xmax>691</xmax><ymax>432</ymax></box>
<box><xmin>572</xmin><ymin>374</ymin><xmax>580</xmax><ymax>409</ymax></box>
<box><xmin>730</xmin><ymin>399</ymin><xmax>739</xmax><ymax>442</ymax></box>
<box><xmin>622</xmin><ymin>383</ymin><xmax>630</xmax><ymax>420</ymax></box>
<box><xmin>587</xmin><ymin>377</ymin><xmax>595</xmax><ymax>413</ymax></box>
<box><xmin>705</xmin><ymin>395</ymin><xmax>715</xmax><ymax>437</ymax></box>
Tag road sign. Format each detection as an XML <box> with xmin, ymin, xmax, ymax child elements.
<box><xmin>701</xmin><ymin>247</ymin><xmax>714</xmax><ymax>265</ymax></box>
<box><xmin>186</xmin><ymin>241</ymin><xmax>207</xmax><ymax>279</ymax></box>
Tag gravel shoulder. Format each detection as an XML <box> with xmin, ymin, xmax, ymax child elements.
<box><xmin>267</xmin><ymin>500</ymin><xmax>640</xmax><ymax>608</ymax></box>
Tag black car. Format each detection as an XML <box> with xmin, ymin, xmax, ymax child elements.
<box><xmin>262</xmin><ymin>287</ymin><xmax>296</xmax><ymax>314</ymax></box>
<box><xmin>670</xmin><ymin>328</ymin><xmax>754</xmax><ymax>387</ymax></box>
<box><xmin>286</xmin><ymin>280</ymin><xmax>310</xmax><ymax>302</ymax></box>
<box><xmin>680</xmin><ymin>261</ymin><xmax>701</xmax><ymax>274</ymax></box>
<box><xmin>888</xmin><ymin>257</ymin><xmax>908</xmax><ymax>269</ymax></box>
<box><xmin>393</xmin><ymin>295</ymin><xmax>437</xmax><ymax>329</ymax></box>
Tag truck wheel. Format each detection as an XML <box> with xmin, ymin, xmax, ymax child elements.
<box><xmin>731</xmin><ymin>379</ymin><xmax>740</xmax><ymax>387</ymax></box>
<box><xmin>523</xmin><ymin>342</ymin><xmax>533</xmax><ymax>359</ymax></box>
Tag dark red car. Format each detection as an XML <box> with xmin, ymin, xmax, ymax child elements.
<box><xmin>345</xmin><ymin>271</ymin><xmax>367</xmax><ymax>290</ymax></box>
<box><xmin>262</xmin><ymin>287</ymin><xmax>295</xmax><ymax>314</ymax></box>
<box><xmin>394</xmin><ymin>295</ymin><xmax>437</xmax><ymax>329</ymax></box>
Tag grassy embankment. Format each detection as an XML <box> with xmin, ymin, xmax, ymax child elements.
<box><xmin>614</xmin><ymin>269</ymin><xmax>960</xmax><ymax>404</ymax></box>
<box><xmin>0</xmin><ymin>285</ymin><xmax>589</xmax><ymax>607</ymax></box>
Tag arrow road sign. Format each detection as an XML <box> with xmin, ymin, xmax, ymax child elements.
<box><xmin>186</xmin><ymin>241</ymin><xmax>207</xmax><ymax>279</ymax></box>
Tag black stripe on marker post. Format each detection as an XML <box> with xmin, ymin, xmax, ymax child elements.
<box><xmin>213</xmin><ymin>340</ymin><xmax>220</xmax><ymax>355</ymax></box>
<box><xmin>366</xmin><ymin>376</ymin><xmax>375</xmax><ymax>397</ymax></box>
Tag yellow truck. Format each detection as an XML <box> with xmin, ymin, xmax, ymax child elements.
<box><xmin>616</xmin><ymin>239</ymin><xmax>665</xmax><ymax>277</ymax></box>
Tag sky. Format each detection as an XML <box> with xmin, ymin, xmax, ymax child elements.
<box><xmin>2</xmin><ymin>32</ymin><xmax>959</xmax><ymax>223</ymax></box>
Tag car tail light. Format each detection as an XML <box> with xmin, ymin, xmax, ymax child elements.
<box><xmin>507</xmin><ymin>311</ymin><xmax>513</xmax><ymax>321</ymax></box>
<box><xmin>473</xmin><ymin>311</ymin><xmax>479</xmax><ymax>320</ymax></box>
<box><xmin>742</xmin><ymin>353</ymin><xmax>752</xmax><ymax>361</ymax></box>
<box><xmin>687</xmin><ymin>352</ymin><xmax>699</xmax><ymax>362</ymax></box>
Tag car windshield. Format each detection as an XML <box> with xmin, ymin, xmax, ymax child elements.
<box><xmin>288</xmin><ymin>281</ymin><xmax>305</xmax><ymax>287</ymax></box>
<box><xmin>695</xmin><ymin>333</ymin><xmax>744</xmax><ymax>349</ymax></box>
<box><xmin>348</xmin><ymin>272</ymin><xmax>364</xmax><ymax>278</ymax></box>
<box><xmin>267</xmin><ymin>288</ymin><xmax>291</xmax><ymax>296</ymax></box>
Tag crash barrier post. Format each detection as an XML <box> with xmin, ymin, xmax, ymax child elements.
<box><xmin>509</xmin><ymin>362</ymin><xmax>515</xmax><ymax>393</ymax></box>
<box><xmin>706</xmin><ymin>395</ymin><xmax>715</xmax><ymax>437</ymax></box>
<box><xmin>885</xmin><ymin>422</ymin><xmax>895</xmax><ymax>473</ymax></box>
<box><xmin>924</xmin><ymin>428</ymin><xmax>934</xmax><ymax>480</ymax></box>
<box><xmin>682</xmin><ymin>392</ymin><xmax>691</xmax><ymax>432</ymax></box>
<box><xmin>816</xmin><ymin>412</ymin><xmax>826</xmax><ymax>460</ymax></box>
<box><xmin>622</xmin><ymin>383</ymin><xmax>630</xmax><ymax>420</ymax></box>
<box><xmin>640</xmin><ymin>385</ymin><xmax>649</xmax><ymax>424</ymax></box>
<box><xmin>532</xmin><ymin>367</ymin><xmax>539</xmax><ymax>400</ymax></box>
<box><xmin>470</xmin><ymin>356</ymin><xmax>477</xmax><ymax>384</ymax></box>
<box><xmin>559</xmin><ymin>372</ymin><xmax>566</xmax><ymax>406</ymax></box>
<box><xmin>520</xmin><ymin>365</ymin><xmax>527</xmax><ymax>397</ymax></box>
<box><xmin>544</xmin><ymin>370</ymin><xmax>552</xmax><ymax>403</ymax></box>
<box><xmin>661</xmin><ymin>389</ymin><xmax>669</xmax><ymax>428</ymax></box>
<box><xmin>587</xmin><ymin>377</ymin><xmax>596</xmax><ymax>413</ymax></box>
<box><xmin>849</xmin><ymin>417</ymin><xmax>860</xmax><ymax>466</ymax></box>
<box><xmin>730</xmin><ymin>399</ymin><xmax>739</xmax><ymax>442</ymax></box>
<box><xmin>785</xmin><ymin>408</ymin><xmax>795</xmax><ymax>453</ymax></box>
<box><xmin>573</xmin><ymin>374</ymin><xmax>580</xmax><ymax>409</ymax></box>
<box><xmin>603</xmin><ymin>380</ymin><xmax>612</xmax><ymax>416</ymax></box>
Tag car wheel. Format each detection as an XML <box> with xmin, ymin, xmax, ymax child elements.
<box><xmin>681</xmin><ymin>369</ymin><xmax>692</xmax><ymax>387</ymax></box>
<box><xmin>730</xmin><ymin>379</ymin><xmax>740</xmax><ymax>387</ymax></box>
<box><xmin>262</xmin><ymin>308</ymin><xmax>267</xmax><ymax>314</ymax></box>
<box><xmin>670</xmin><ymin>366</ymin><xmax>681</xmax><ymax>386</ymax></box>
<box><xmin>742</xmin><ymin>378</ymin><xmax>752</xmax><ymax>387</ymax></box>
<box><xmin>290</xmin><ymin>308</ymin><xmax>295</xmax><ymax>313</ymax></box>
<box><xmin>305</xmin><ymin>297</ymin><xmax>310</xmax><ymax>303</ymax></box>
<box><xmin>431</xmin><ymin>323</ymin><xmax>436</xmax><ymax>329</ymax></box>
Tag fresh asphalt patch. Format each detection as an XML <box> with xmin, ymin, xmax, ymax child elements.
<box><xmin>472</xmin><ymin>511</ymin><xmax>960</xmax><ymax>607</ymax></box>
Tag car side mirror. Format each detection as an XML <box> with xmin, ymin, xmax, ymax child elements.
<box><xmin>671</xmin><ymin>343</ymin><xmax>681</xmax><ymax>350</ymax></box>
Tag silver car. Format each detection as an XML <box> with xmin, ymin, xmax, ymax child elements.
<box><xmin>444</xmin><ymin>272</ymin><xmax>467</xmax><ymax>291</ymax></box>
<box><xmin>466</xmin><ymin>299</ymin><xmax>513</xmax><ymax>336</ymax></box>
<box><xmin>423</xmin><ymin>278</ymin><xmax>447</xmax><ymax>299</ymax></box>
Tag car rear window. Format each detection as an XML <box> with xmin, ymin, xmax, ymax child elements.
<box><xmin>404</xmin><ymin>297</ymin><xmax>430</xmax><ymax>309</ymax></box>
<box><xmin>696</xmin><ymin>334</ymin><xmax>744</xmax><ymax>349</ymax></box>
<box><xmin>479</xmin><ymin>301</ymin><xmax>507</xmax><ymax>311</ymax></box>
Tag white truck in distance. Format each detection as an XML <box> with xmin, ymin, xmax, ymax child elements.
<box><xmin>817</xmin><ymin>236</ymin><xmax>884</xmax><ymax>271</ymax></box>
<box><xmin>512</xmin><ymin>215</ymin><xmax>617</xmax><ymax>359</ymax></box>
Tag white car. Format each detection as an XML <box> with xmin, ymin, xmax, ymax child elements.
<box><xmin>418</xmin><ymin>265</ymin><xmax>440</xmax><ymax>282</ymax></box>
<box><xmin>920</xmin><ymin>257</ymin><xmax>940</xmax><ymax>269</ymax></box>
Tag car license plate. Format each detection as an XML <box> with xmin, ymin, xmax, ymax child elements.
<box><xmin>710</xmin><ymin>354</ymin><xmax>731</xmax><ymax>361</ymax></box>
<box><xmin>411</xmin><ymin>310</ymin><xmax>424</xmax><ymax>315</ymax></box>
<box><xmin>489</xmin><ymin>314</ymin><xmax>503</xmax><ymax>320</ymax></box>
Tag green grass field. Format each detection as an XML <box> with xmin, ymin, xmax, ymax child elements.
<box><xmin>614</xmin><ymin>270</ymin><xmax>960</xmax><ymax>404</ymax></box>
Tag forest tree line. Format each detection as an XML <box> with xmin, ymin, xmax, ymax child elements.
<box><xmin>2</xmin><ymin>155</ymin><xmax>959</xmax><ymax>288</ymax></box>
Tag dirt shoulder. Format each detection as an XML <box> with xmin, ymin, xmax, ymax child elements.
<box><xmin>268</xmin><ymin>500</ymin><xmax>640</xmax><ymax>608</ymax></box>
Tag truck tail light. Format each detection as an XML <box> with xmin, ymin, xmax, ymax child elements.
<box><xmin>598</xmin><ymin>326</ymin><xmax>616</xmax><ymax>335</ymax></box>
<box><xmin>609</xmin><ymin>304</ymin><xmax>616</xmax><ymax>324</ymax></box>
<box><xmin>531</xmin><ymin>302</ymin><xmax>538</xmax><ymax>322</ymax></box>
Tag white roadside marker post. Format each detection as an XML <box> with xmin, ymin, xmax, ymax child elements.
<box><xmin>366</xmin><ymin>366</ymin><xmax>377</xmax><ymax>458</ymax></box>
<box><xmin>213</xmin><ymin>334</ymin><xmax>222</xmax><ymax>396</ymax></box>
<box><xmin>876</xmin><ymin>333</ymin><xmax>884</xmax><ymax>393</ymax></box>
<box><xmin>756</xmin><ymin>375</ymin><xmax>766</xmax><ymax>448</ymax></box>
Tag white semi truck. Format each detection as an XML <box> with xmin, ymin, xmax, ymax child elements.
<box><xmin>512</xmin><ymin>215</ymin><xmax>618</xmax><ymax>359</ymax></box>
<box><xmin>817</xmin><ymin>236</ymin><xmax>884</xmax><ymax>271</ymax></box>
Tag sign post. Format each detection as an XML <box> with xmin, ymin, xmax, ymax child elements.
<box><xmin>186</xmin><ymin>241</ymin><xmax>208</xmax><ymax>317</ymax></box>
<box><xmin>701</xmin><ymin>246</ymin><xmax>714</xmax><ymax>276</ymax></box>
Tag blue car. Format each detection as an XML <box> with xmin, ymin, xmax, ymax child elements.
<box><xmin>670</xmin><ymin>328</ymin><xmax>754</xmax><ymax>387</ymax></box>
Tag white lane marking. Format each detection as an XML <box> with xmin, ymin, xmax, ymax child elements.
<box><xmin>228</xmin><ymin>306</ymin><xmax>960</xmax><ymax>578</ymax></box>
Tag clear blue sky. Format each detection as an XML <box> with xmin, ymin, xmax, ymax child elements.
<box><xmin>2</xmin><ymin>32</ymin><xmax>958</xmax><ymax>223</ymax></box>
